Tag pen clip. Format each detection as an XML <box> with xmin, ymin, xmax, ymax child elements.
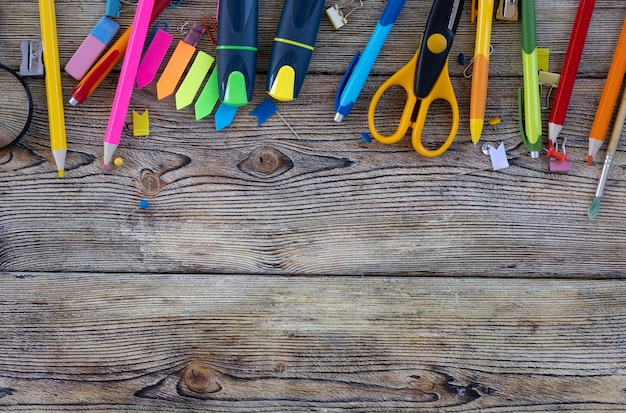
<box><xmin>517</xmin><ymin>87</ymin><xmax>531</xmax><ymax>152</ymax></box>
<box><xmin>334</xmin><ymin>51</ymin><xmax>360</xmax><ymax>112</ymax></box>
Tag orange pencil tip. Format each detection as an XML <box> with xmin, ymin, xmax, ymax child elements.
<box><xmin>587</xmin><ymin>155</ymin><xmax>593</xmax><ymax>166</ymax></box>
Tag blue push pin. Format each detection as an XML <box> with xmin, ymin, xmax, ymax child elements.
<box><xmin>128</xmin><ymin>199</ymin><xmax>149</xmax><ymax>216</ymax></box>
<box><xmin>358</xmin><ymin>132</ymin><xmax>372</xmax><ymax>145</ymax></box>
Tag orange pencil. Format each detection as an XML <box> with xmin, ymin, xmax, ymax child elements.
<box><xmin>587</xmin><ymin>17</ymin><xmax>626</xmax><ymax>165</ymax></box>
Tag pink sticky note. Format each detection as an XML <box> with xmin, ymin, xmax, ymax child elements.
<box><xmin>137</xmin><ymin>28</ymin><xmax>174</xmax><ymax>88</ymax></box>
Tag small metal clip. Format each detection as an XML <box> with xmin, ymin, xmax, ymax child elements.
<box><xmin>326</xmin><ymin>0</ymin><xmax>363</xmax><ymax>29</ymax></box>
<box><xmin>496</xmin><ymin>0</ymin><xmax>518</xmax><ymax>21</ymax></box>
<box><xmin>538</xmin><ymin>70</ymin><xmax>560</xmax><ymax>110</ymax></box>
<box><xmin>546</xmin><ymin>138</ymin><xmax>572</xmax><ymax>172</ymax></box>
<box><xmin>462</xmin><ymin>44</ymin><xmax>493</xmax><ymax>78</ymax></box>
<box><xmin>20</xmin><ymin>40</ymin><xmax>43</xmax><ymax>76</ymax></box>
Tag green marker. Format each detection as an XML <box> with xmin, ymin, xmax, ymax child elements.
<box><xmin>216</xmin><ymin>0</ymin><xmax>258</xmax><ymax>108</ymax></box>
<box><xmin>520</xmin><ymin>0</ymin><xmax>542</xmax><ymax>158</ymax></box>
<box><xmin>175</xmin><ymin>51</ymin><xmax>214</xmax><ymax>110</ymax></box>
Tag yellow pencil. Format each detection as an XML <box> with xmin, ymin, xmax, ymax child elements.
<box><xmin>39</xmin><ymin>0</ymin><xmax>67</xmax><ymax>177</ymax></box>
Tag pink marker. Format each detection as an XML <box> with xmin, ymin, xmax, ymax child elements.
<box><xmin>137</xmin><ymin>28</ymin><xmax>174</xmax><ymax>88</ymax></box>
<box><xmin>103</xmin><ymin>0</ymin><xmax>156</xmax><ymax>168</ymax></box>
<box><xmin>65</xmin><ymin>16</ymin><xmax>120</xmax><ymax>80</ymax></box>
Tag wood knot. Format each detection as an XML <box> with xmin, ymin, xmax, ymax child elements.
<box><xmin>177</xmin><ymin>364</ymin><xmax>222</xmax><ymax>398</ymax></box>
<box><xmin>139</xmin><ymin>169</ymin><xmax>165</xmax><ymax>196</ymax></box>
<box><xmin>238</xmin><ymin>146</ymin><xmax>293</xmax><ymax>178</ymax></box>
<box><xmin>273</xmin><ymin>360</ymin><xmax>287</xmax><ymax>374</ymax></box>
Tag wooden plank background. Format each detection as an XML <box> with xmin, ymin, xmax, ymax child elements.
<box><xmin>1</xmin><ymin>1</ymin><xmax>626</xmax><ymax>411</ymax></box>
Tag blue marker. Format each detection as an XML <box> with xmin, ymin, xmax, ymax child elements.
<box><xmin>333</xmin><ymin>0</ymin><xmax>406</xmax><ymax>122</ymax></box>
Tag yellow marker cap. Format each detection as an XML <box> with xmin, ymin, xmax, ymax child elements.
<box><xmin>267</xmin><ymin>65</ymin><xmax>295</xmax><ymax>102</ymax></box>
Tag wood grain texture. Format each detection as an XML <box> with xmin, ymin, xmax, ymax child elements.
<box><xmin>0</xmin><ymin>1</ymin><xmax>625</xmax><ymax>275</ymax></box>
<box><xmin>1</xmin><ymin>1</ymin><xmax>626</xmax><ymax>410</ymax></box>
<box><xmin>1</xmin><ymin>273</ymin><xmax>625</xmax><ymax>412</ymax></box>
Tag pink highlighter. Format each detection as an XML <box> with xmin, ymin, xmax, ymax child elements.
<box><xmin>65</xmin><ymin>16</ymin><xmax>120</xmax><ymax>80</ymax></box>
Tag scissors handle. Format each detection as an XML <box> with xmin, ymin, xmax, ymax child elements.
<box><xmin>368</xmin><ymin>53</ymin><xmax>459</xmax><ymax>157</ymax></box>
<box><xmin>411</xmin><ymin>58</ymin><xmax>459</xmax><ymax>157</ymax></box>
<box><xmin>367</xmin><ymin>50</ymin><xmax>419</xmax><ymax>145</ymax></box>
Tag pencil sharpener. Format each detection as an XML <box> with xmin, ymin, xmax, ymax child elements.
<box><xmin>20</xmin><ymin>40</ymin><xmax>44</xmax><ymax>77</ymax></box>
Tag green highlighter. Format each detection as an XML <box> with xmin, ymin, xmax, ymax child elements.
<box><xmin>519</xmin><ymin>0</ymin><xmax>542</xmax><ymax>158</ymax></box>
<box><xmin>216</xmin><ymin>0</ymin><xmax>258</xmax><ymax>107</ymax></box>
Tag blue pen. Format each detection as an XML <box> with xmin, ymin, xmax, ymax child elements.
<box><xmin>333</xmin><ymin>0</ymin><xmax>406</xmax><ymax>122</ymax></box>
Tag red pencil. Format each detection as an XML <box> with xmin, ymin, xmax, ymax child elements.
<box><xmin>548</xmin><ymin>0</ymin><xmax>595</xmax><ymax>144</ymax></box>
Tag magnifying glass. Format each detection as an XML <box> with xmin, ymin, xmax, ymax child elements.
<box><xmin>0</xmin><ymin>63</ymin><xmax>33</xmax><ymax>150</ymax></box>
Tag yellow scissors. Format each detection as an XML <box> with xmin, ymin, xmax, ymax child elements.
<box><xmin>368</xmin><ymin>0</ymin><xmax>464</xmax><ymax>157</ymax></box>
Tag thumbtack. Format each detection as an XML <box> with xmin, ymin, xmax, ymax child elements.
<box><xmin>488</xmin><ymin>117</ymin><xmax>501</xmax><ymax>131</ymax></box>
<box><xmin>113</xmin><ymin>157</ymin><xmax>124</xmax><ymax>167</ymax></box>
<box><xmin>250</xmin><ymin>98</ymin><xmax>302</xmax><ymax>139</ymax></box>
<box><xmin>128</xmin><ymin>199</ymin><xmax>150</xmax><ymax>216</ymax></box>
<box><xmin>358</xmin><ymin>132</ymin><xmax>372</xmax><ymax>144</ymax></box>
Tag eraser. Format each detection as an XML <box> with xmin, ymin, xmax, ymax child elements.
<box><xmin>65</xmin><ymin>16</ymin><xmax>120</xmax><ymax>80</ymax></box>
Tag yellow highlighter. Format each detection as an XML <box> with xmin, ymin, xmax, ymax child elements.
<box><xmin>470</xmin><ymin>0</ymin><xmax>494</xmax><ymax>144</ymax></box>
<box><xmin>38</xmin><ymin>0</ymin><xmax>67</xmax><ymax>177</ymax></box>
<box><xmin>266</xmin><ymin>0</ymin><xmax>326</xmax><ymax>101</ymax></box>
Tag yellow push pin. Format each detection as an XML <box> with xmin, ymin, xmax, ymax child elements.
<box><xmin>488</xmin><ymin>117</ymin><xmax>501</xmax><ymax>131</ymax></box>
<box><xmin>113</xmin><ymin>157</ymin><xmax>123</xmax><ymax>167</ymax></box>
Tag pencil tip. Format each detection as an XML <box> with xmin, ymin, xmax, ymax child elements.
<box><xmin>58</xmin><ymin>169</ymin><xmax>64</xmax><ymax>178</ymax></box>
<box><xmin>587</xmin><ymin>155</ymin><xmax>593</xmax><ymax>166</ymax></box>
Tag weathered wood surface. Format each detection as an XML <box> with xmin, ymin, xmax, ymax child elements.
<box><xmin>1</xmin><ymin>1</ymin><xmax>626</xmax><ymax>411</ymax></box>
<box><xmin>0</xmin><ymin>0</ymin><xmax>624</xmax><ymax>275</ymax></box>
<box><xmin>1</xmin><ymin>274</ymin><xmax>626</xmax><ymax>412</ymax></box>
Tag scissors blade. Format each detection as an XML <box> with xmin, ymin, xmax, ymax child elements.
<box><xmin>415</xmin><ymin>0</ymin><xmax>465</xmax><ymax>98</ymax></box>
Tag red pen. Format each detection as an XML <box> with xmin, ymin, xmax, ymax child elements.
<box><xmin>547</xmin><ymin>0</ymin><xmax>595</xmax><ymax>145</ymax></box>
<box><xmin>69</xmin><ymin>0</ymin><xmax>171</xmax><ymax>106</ymax></box>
